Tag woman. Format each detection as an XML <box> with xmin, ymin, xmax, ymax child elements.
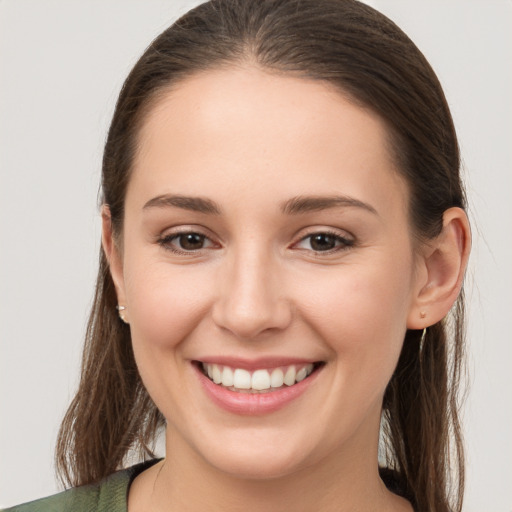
<box><xmin>3</xmin><ymin>0</ymin><xmax>471</xmax><ymax>511</ymax></box>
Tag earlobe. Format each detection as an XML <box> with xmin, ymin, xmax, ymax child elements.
<box><xmin>101</xmin><ymin>206</ymin><xmax>128</xmax><ymax>313</ymax></box>
<box><xmin>407</xmin><ymin>207</ymin><xmax>471</xmax><ymax>329</ymax></box>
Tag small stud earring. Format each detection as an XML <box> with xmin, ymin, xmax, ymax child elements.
<box><xmin>116</xmin><ymin>305</ymin><xmax>129</xmax><ymax>324</ymax></box>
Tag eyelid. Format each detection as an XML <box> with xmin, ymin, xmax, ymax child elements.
<box><xmin>157</xmin><ymin>225</ymin><xmax>221</xmax><ymax>254</ymax></box>
<box><xmin>291</xmin><ymin>228</ymin><xmax>355</xmax><ymax>254</ymax></box>
<box><xmin>155</xmin><ymin>225</ymin><xmax>355</xmax><ymax>256</ymax></box>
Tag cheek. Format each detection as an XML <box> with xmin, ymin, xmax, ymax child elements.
<box><xmin>123</xmin><ymin>254</ymin><xmax>213</xmax><ymax>352</ymax></box>
<box><xmin>295</xmin><ymin>253</ymin><xmax>414</xmax><ymax>372</ymax></box>
<box><xmin>120</xmin><ymin>254</ymin><xmax>217</xmax><ymax>420</ymax></box>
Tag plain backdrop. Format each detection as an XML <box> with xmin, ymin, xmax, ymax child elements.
<box><xmin>1</xmin><ymin>1</ymin><xmax>511</xmax><ymax>510</ymax></box>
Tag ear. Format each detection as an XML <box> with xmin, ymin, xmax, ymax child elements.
<box><xmin>407</xmin><ymin>207</ymin><xmax>471</xmax><ymax>329</ymax></box>
<box><xmin>101</xmin><ymin>205</ymin><xmax>128</xmax><ymax>321</ymax></box>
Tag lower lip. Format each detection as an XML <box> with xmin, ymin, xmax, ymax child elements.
<box><xmin>194</xmin><ymin>364</ymin><xmax>321</xmax><ymax>415</ymax></box>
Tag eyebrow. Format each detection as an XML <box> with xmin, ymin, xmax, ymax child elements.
<box><xmin>281</xmin><ymin>195</ymin><xmax>378</xmax><ymax>216</ymax></box>
<box><xmin>142</xmin><ymin>193</ymin><xmax>377</xmax><ymax>216</ymax></box>
<box><xmin>143</xmin><ymin>194</ymin><xmax>221</xmax><ymax>215</ymax></box>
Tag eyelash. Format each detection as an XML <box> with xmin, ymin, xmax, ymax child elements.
<box><xmin>157</xmin><ymin>229</ymin><xmax>355</xmax><ymax>255</ymax></box>
<box><xmin>293</xmin><ymin>230</ymin><xmax>355</xmax><ymax>254</ymax></box>
<box><xmin>157</xmin><ymin>230</ymin><xmax>217</xmax><ymax>255</ymax></box>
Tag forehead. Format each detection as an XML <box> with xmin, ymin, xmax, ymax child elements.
<box><xmin>129</xmin><ymin>66</ymin><xmax>408</xmax><ymax>217</ymax></box>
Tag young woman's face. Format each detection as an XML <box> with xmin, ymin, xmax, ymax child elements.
<box><xmin>115</xmin><ymin>67</ymin><xmax>423</xmax><ymax>478</ymax></box>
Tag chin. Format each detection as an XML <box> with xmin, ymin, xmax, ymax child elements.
<box><xmin>205</xmin><ymin>449</ymin><xmax>311</xmax><ymax>481</ymax></box>
<box><xmin>188</xmin><ymin>425</ymin><xmax>325</xmax><ymax>481</ymax></box>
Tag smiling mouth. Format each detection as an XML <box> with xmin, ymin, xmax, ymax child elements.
<box><xmin>197</xmin><ymin>362</ymin><xmax>324</xmax><ymax>394</ymax></box>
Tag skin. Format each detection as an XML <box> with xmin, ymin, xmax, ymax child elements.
<box><xmin>102</xmin><ymin>66</ymin><xmax>470</xmax><ymax>512</ymax></box>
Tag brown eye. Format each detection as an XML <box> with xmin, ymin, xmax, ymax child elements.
<box><xmin>294</xmin><ymin>231</ymin><xmax>354</xmax><ymax>253</ymax></box>
<box><xmin>178</xmin><ymin>233</ymin><xmax>206</xmax><ymax>250</ymax></box>
<box><xmin>309</xmin><ymin>233</ymin><xmax>337</xmax><ymax>251</ymax></box>
<box><xmin>159</xmin><ymin>231</ymin><xmax>215</xmax><ymax>253</ymax></box>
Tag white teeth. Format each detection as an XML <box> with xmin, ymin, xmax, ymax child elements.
<box><xmin>270</xmin><ymin>368</ymin><xmax>284</xmax><ymax>388</ymax></box>
<box><xmin>296</xmin><ymin>364</ymin><xmax>314</xmax><ymax>382</ymax></box>
<box><xmin>233</xmin><ymin>369</ymin><xmax>252</xmax><ymax>389</ymax></box>
<box><xmin>212</xmin><ymin>364</ymin><xmax>222</xmax><ymax>384</ymax></box>
<box><xmin>251</xmin><ymin>369</ymin><xmax>271</xmax><ymax>390</ymax></box>
<box><xmin>295</xmin><ymin>367</ymin><xmax>307</xmax><ymax>382</ymax></box>
<box><xmin>202</xmin><ymin>362</ymin><xmax>316</xmax><ymax>391</ymax></box>
<box><xmin>283</xmin><ymin>366</ymin><xmax>296</xmax><ymax>386</ymax></box>
<box><xmin>221</xmin><ymin>366</ymin><xmax>234</xmax><ymax>387</ymax></box>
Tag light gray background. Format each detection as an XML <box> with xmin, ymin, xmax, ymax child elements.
<box><xmin>1</xmin><ymin>1</ymin><xmax>511</xmax><ymax>510</ymax></box>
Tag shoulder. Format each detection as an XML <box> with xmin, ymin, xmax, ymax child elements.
<box><xmin>1</xmin><ymin>482</ymin><xmax>102</xmax><ymax>512</ymax></box>
<box><xmin>1</xmin><ymin>460</ymin><xmax>161</xmax><ymax>512</ymax></box>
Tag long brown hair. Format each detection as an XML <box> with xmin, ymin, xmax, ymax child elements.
<box><xmin>56</xmin><ymin>1</ymin><xmax>467</xmax><ymax>510</ymax></box>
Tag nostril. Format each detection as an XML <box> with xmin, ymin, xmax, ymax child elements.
<box><xmin>211</xmin><ymin>297</ymin><xmax>293</xmax><ymax>340</ymax></box>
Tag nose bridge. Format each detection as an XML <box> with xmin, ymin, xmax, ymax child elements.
<box><xmin>212</xmin><ymin>239</ymin><xmax>291</xmax><ymax>338</ymax></box>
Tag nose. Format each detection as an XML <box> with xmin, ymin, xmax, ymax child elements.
<box><xmin>211</xmin><ymin>246</ymin><xmax>292</xmax><ymax>339</ymax></box>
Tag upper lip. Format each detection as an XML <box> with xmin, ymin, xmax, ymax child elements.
<box><xmin>194</xmin><ymin>356</ymin><xmax>322</xmax><ymax>371</ymax></box>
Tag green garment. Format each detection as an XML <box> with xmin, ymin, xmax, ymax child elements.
<box><xmin>1</xmin><ymin>459</ymin><xmax>159</xmax><ymax>512</ymax></box>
